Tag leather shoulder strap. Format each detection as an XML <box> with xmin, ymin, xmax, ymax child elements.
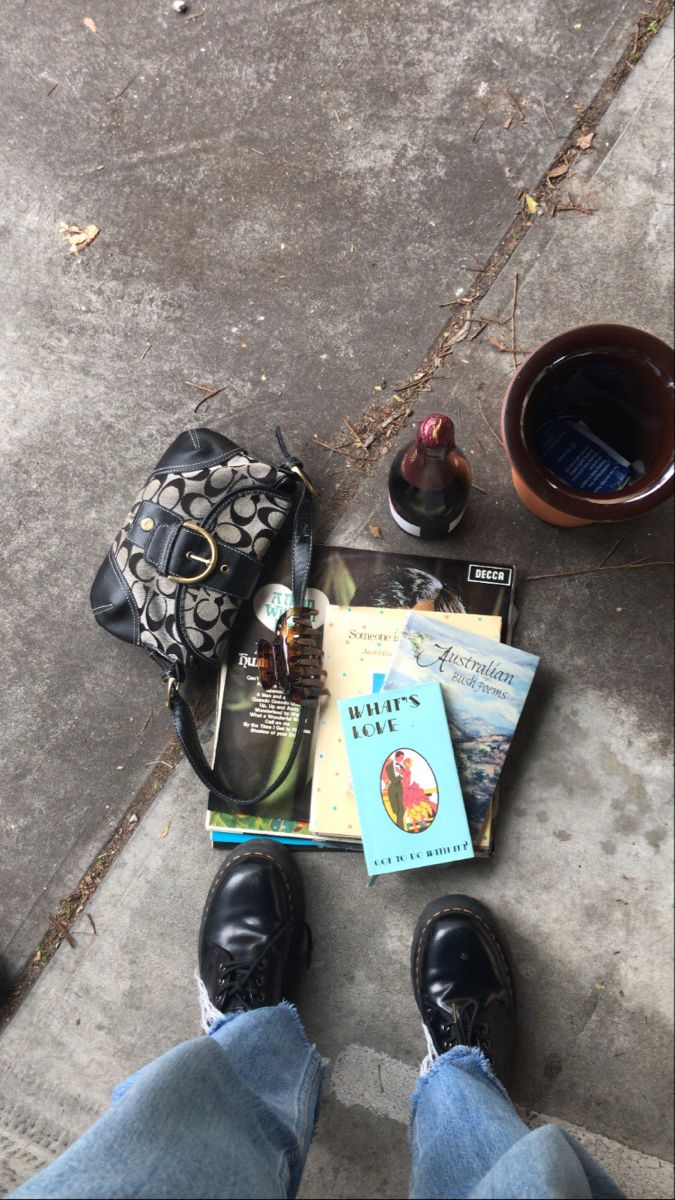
<box><xmin>169</xmin><ymin>688</ymin><xmax>313</xmax><ymax>808</ymax></box>
<box><xmin>166</xmin><ymin>432</ymin><xmax>316</xmax><ymax>809</ymax></box>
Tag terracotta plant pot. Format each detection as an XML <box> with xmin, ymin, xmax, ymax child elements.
<box><xmin>501</xmin><ymin>323</ymin><xmax>674</xmax><ymax>526</ymax></box>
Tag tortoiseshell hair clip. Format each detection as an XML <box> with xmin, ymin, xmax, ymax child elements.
<box><xmin>257</xmin><ymin>605</ymin><xmax>326</xmax><ymax>705</ymax></box>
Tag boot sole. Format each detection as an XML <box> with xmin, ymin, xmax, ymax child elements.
<box><xmin>410</xmin><ymin>893</ymin><xmax>516</xmax><ymax>1017</ymax></box>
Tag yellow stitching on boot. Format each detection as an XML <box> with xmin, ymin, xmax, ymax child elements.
<box><xmin>203</xmin><ymin>851</ymin><xmax>296</xmax><ymax>942</ymax></box>
<box><xmin>414</xmin><ymin>907</ymin><xmax>513</xmax><ymax>997</ymax></box>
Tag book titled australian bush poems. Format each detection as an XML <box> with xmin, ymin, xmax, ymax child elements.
<box><xmin>337</xmin><ymin>683</ymin><xmax>474</xmax><ymax>877</ymax></box>
<box><xmin>384</xmin><ymin>615</ymin><xmax>539</xmax><ymax>840</ymax></box>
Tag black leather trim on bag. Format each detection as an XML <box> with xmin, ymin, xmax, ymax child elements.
<box><xmin>90</xmin><ymin>425</ymin><xmax>317</xmax><ymax>811</ymax></box>
<box><xmin>153</xmin><ymin>428</ymin><xmax>240</xmax><ymax>474</ymax></box>
<box><xmin>91</xmin><ymin>551</ymin><xmax>139</xmax><ymax>644</ymax></box>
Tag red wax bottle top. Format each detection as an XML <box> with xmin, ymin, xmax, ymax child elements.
<box><xmin>417</xmin><ymin>413</ymin><xmax>456</xmax><ymax>449</ymax></box>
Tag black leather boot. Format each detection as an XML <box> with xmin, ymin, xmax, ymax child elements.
<box><xmin>411</xmin><ymin>894</ymin><xmax>516</xmax><ymax>1086</ymax></box>
<box><xmin>198</xmin><ymin>839</ymin><xmax>310</xmax><ymax>1022</ymax></box>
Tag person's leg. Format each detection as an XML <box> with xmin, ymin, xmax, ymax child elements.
<box><xmin>11</xmin><ymin>841</ymin><xmax>323</xmax><ymax>1200</ymax></box>
<box><xmin>11</xmin><ymin>1004</ymin><xmax>322</xmax><ymax>1200</ymax></box>
<box><xmin>408</xmin><ymin>895</ymin><xmax>624</xmax><ymax>1200</ymax></box>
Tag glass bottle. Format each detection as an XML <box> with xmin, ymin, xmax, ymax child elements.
<box><xmin>388</xmin><ymin>413</ymin><xmax>472</xmax><ymax>538</ymax></box>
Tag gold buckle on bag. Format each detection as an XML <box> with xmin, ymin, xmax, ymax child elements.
<box><xmin>167</xmin><ymin>522</ymin><xmax>218</xmax><ymax>585</ymax></box>
<box><xmin>290</xmin><ymin>463</ymin><xmax>317</xmax><ymax>496</ymax></box>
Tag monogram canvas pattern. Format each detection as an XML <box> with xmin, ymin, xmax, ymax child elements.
<box><xmin>110</xmin><ymin>451</ymin><xmax>293</xmax><ymax>665</ymax></box>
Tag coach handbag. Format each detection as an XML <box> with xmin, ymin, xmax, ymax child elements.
<box><xmin>90</xmin><ymin>425</ymin><xmax>323</xmax><ymax>806</ymax></box>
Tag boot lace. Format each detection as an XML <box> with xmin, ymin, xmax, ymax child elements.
<box><xmin>421</xmin><ymin>998</ymin><xmax>492</xmax><ymax>1074</ymax></box>
<box><xmin>197</xmin><ymin>923</ymin><xmax>288</xmax><ymax>1030</ymax></box>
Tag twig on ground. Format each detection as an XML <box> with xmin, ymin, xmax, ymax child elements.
<box><xmin>597</xmin><ymin>539</ymin><xmax>623</xmax><ymax>569</ymax></box>
<box><xmin>444</xmin><ymin>319</ymin><xmax>472</xmax><ymax>346</ymax></box>
<box><xmin>469</xmin><ymin>322</ymin><xmax>488</xmax><ymax>341</ymax></box>
<box><xmin>471</xmin><ymin>482</ymin><xmax>488</xmax><ymax>495</ymax></box>
<box><xmin>381</xmin><ymin>407</ymin><xmax>412</xmax><ymax>430</ymax></box>
<box><xmin>506</xmin><ymin>89</ymin><xmax>527</xmax><ymax>122</ymax></box>
<box><xmin>48</xmin><ymin>915</ymin><xmax>77</xmax><ymax>949</ymax></box>
<box><xmin>510</xmin><ymin>272</ymin><xmax>519</xmax><ymax>373</ymax></box>
<box><xmin>140</xmin><ymin>343</ymin><xmax>151</xmax><ymax>361</ymax></box>
<box><xmin>394</xmin><ymin>370</ymin><xmax>434</xmax><ymax>392</ymax></box>
<box><xmin>313</xmin><ymin>435</ymin><xmax>366</xmax><ymax>461</ymax></box>
<box><xmin>107</xmin><ymin>73</ymin><xmax>140</xmax><ymax>103</ymax></box>
<box><xmin>477</xmin><ymin>395</ymin><xmax>505</xmax><ymax>450</ymax></box>
<box><xmin>87</xmin><ymin>913</ymin><xmax>98</xmax><ymax>936</ymax></box>
<box><xmin>344</xmin><ymin>418</ymin><xmax>365</xmax><ymax>447</ymax></box>
<box><xmin>540</xmin><ymin>99</ymin><xmax>558</xmax><ymax>134</ymax></box>
<box><xmin>525</xmin><ymin>558</ymin><xmax>674</xmax><ymax>583</ymax></box>
<box><xmin>554</xmin><ymin>201</ymin><xmax>596</xmax><ymax>215</ymax></box>
<box><xmin>184</xmin><ymin>381</ymin><xmax>228</xmax><ymax>413</ymax></box>
<box><xmin>488</xmin><ymin>336</ymin><xmax>530</xmax><ymax>357</ymax></box>
<box><xmin>472</xmin><ymin>116</ymin><xmax>485</xmax><ymax>143</ymax></box>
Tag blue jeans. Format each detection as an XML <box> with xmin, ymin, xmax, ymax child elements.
<box><xmin>10</xmin><ymin>1003</ymin><xmax>624</xmax><ymax>1199</ymax></box>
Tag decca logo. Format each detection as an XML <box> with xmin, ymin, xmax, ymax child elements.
<box><xmin>467</xmin><ymin>564</ymin><xmax>512</xmax><ymax>586</ymax></box>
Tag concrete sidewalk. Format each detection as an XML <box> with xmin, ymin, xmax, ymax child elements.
<box><xmin>1</xmin><ymin>3</ymin><xmax>673</xmax><ymax>1199</ymax></box>
<box><xmin>0</xmin><ymin>0</ymin><xmax>659</xmax><ymax>983</ymax></box>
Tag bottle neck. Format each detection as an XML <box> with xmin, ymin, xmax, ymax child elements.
<box><xmin>417</xmin><ymin>441</ymin><xmax>453</xmax><ymax>459</ymax></box>
<box><xmin>401</xmin><ymin>441</ymin><xmax>459</xmax><ymax>489</ymax></box>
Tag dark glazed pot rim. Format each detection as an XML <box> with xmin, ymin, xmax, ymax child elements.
<box><xmin>501</xmin><ymin>323</ymin><xmax>675</xmax><ymax>521</ymax></box>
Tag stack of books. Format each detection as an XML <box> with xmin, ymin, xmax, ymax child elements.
<box><xmin>206</xmin><ymin>542</ymin><xmax>537</xmax><ymax>862</ymax></box>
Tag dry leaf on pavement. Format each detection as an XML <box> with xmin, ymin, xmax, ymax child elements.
<box><xmin>524</xmin><ymin>194</ymin><xmax>538</xmax><ymax>214</ymax></box>
<box><xmin>576</xmin><ymin>131</ymin><xmax>595</xmax><ymax>150</ymax></box>
<box><xmin>368</xmin><ymin>524</ymin><xmax>383</xmax><ymax>539</ymax></box>
<box><xmin>59</xmin><ymin>222</ymin><xmax>100</xmax><ymax>254</ymax></box>
<box><xmin>489</xmin><ymin>336</ymin><xmax>508</xmax><ymax>352</ymax></box>
<box><xmin>83</xmin><ymin>17</ymin><xmax>97</xmax><ymax>33</ymax></box>
<box><xmin>548</xmin><ymin>161</ymin><xmax>570</xmax><ymax>180</ymax></box>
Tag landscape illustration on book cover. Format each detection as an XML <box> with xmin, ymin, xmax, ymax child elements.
<box><xmin>384</xmin><ymin>615</ymin><xmax>539</xmax><ymax>839</ymax></box>
<box><xmin>337</xmin><ymin>683</ymin><xmax>474</xmax><ymax>877</ymax></box>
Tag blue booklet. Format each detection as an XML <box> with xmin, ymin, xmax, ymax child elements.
<box><xmin>337</xmin><ymin>683</ymin><xmax>473</xmax><ymax>876</ymax></box>
<box><xmin>535</xmin><ymin>419</ymin><xmax>631</xmax><ymax>493</ymax></box>
<box><xmin>383</xmin><ymin>615</ymin><xmax>539</xmax><ymax>839</ymax></box>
